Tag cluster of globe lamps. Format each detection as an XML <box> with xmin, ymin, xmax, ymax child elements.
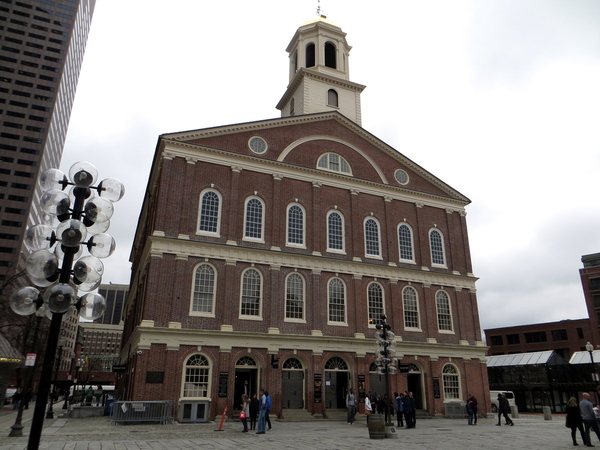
<box><xmin>9</xmin><ymin>161</ymin><xmax>124</xmax><ymax>450</ymax></box>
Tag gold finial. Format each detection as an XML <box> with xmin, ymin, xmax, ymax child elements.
<box><xmin>316</xmin><ymin>0</ymin><xmax>326</xmax><ymax>18</ymax></box>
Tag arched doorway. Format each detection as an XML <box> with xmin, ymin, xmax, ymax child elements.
<box><xmin>282</xmin><ymin>357</ymin><xmax>304</xmax><ymax>409</ymax></box>
<box><xmin>406</xmin><ymin>363</ymin><xmax>425</xmax><ymax>409</ymax></box>
<box><xmin>369</xmin><ymin>362</ymin><xmax>386</xmax><ymax>396</ymax></box>
<box><xmin>324</xmin><ymin>356</ymin><xmax>350</xmax><ymax>409</ymax></box>
<box><xmin>234</xmin><ymin>356</ymin><xmax>258</xmax><ymax>411</ymax></box>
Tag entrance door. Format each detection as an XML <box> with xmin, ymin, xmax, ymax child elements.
<box><xmin>407</xmin><ymin>373</ymin><xmax>424</xmax><ymax>409</ymax></box>
<box><xmin>325</xmin><ymin>371</ymin><xmax>349</xmax><ymax>409</ymax></box>
<box><xmin>234</xmin><ymin>356</ymin><xmax>258</xmax><ymax>410</ymax></box>
<box><xmin>282</xmin><ymin>370</ymin><xmax>304</xmax><ymax>409</ymax></box>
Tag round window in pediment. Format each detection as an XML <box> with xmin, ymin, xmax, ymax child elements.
<box><xmin>248</xmin><ymin>136</ymin><xmax>268</xmax><ymax>154</ymax></box>
<box><xmin>394</xmin><ymin>169</ymin><xmax>409</xmax><ymax>185</ymax></box>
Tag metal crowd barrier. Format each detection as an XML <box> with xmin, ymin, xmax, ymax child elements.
<box><xmin>109</xmin><ymin>400</ymin><xmax>173</xmax><ymax>425</ymax></box>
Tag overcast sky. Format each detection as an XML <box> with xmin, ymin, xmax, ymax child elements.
<box><xmin>60</xmin><ymin>0</ymin><xmax>600</xmax><ymax>333</ymax></box>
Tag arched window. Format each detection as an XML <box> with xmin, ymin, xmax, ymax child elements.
<box><xmin>285</xmin><ymin>273</ymin><xmax>305</xmax><ymax>320</ymax></box>
<box><xmin>328</xmin><ymin>278</ymin><xmax>346</xmax><ymax>324</ymax></box>
<box><xmin>283</xmin><ymin>358</ymin><xmax>303</xmax><ymax>369</ymax></box>
<box><xmin>364</xmin><ymin>218</ymin><xmax>381</xmax><ymax>257</ymax></box>
<box><xmin>287</xmin><ymin>204</ymin><xmax>304</xmax><ymax>246</ymax></box>
<box><xmin>442</xmin><ymin>364</ymin><xmax>460</xmax><ymax>399</ymax></box>
<box><xmin>367</xmin><ymin>282</ymin><xmax>384</xmax><ymax>326</ymax></box>
<box><xmin>327</xmin><ymin>89</ymin><xmax>338</xmax><ymax>107</ymax></box>
<box><xmin>403</xmin><ymin>286</ymin><xmax>420</xmax><ymax>330</ymax></box>
<box><xmin>398</xmin><ymin>223</ymin><xmax>414</xmax><ymax>262</ymax></box>
<box><xmin>183</xmin><ymin>354</ymin><xmax>210</xmax><ymax>398</ymax></box>
<box><xmin>317</xmin><ymin>153</ymin><xmax>351</xmax><ymax>174</ymax></box>
<box><xmin>240</xmin><ymin>268</ymin><xmax>262</xmax><ymax>317</ymax></box>
<box><xmin>198</xmin><ymin>190</ymin><xmax>220</xmax><ymax>235</ymax></box>
<box><xmin>191</xmin><ymin>264</ymin><xmax>216</xmax><ymax>315</ymax></box>
<box><xmin>327</xmin><ymin>211</ymin><xmax>344</xmax><ymax>252</ymax></box>
<box><xmin>306</xmin><ymin>43</ymin><xmax>315</xmax><ymax>67</ymax></box>
<box><xmin>325</xmin><ymin>356</ymin><xmax>348</xmax><ymax>370</ymax></box>
<box><xmin>244</xmin><ymin>197</ymin><xmax>264</xmax><ymax>241</ymax></box>
<box><xmin>429</xmin><ymin>229</ymin><xmax>445</xmax><ymax>266</ymax></box>
<box><xmin>324</xmin><ymin>42</ymin><xmax>336</xmax><ymax>68</ymax></box>
<box><xmin>436</xmin><ymin>290</ymin><xmax>453</xmax><ymax>332</ymax></box>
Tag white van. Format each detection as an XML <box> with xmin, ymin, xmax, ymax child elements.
<box><xmin>490</xmin><ymin>391</ymin><xmax>516</xmax><ymax>412</ymax></box>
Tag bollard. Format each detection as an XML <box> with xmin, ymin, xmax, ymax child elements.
<box><xmin>510</xmin><ymin>404</ymin><xmax>519</xmax><ymax>419</ymax></box>
<box><xmin>542</xmin><ymin>405</ymin><xmax>552</xmax><ymax>420</ymax></box>
<box><xmin>214</xmin><ymin>404</ymin><xmax>229</xmax><ymax>431</ymax></box>
<box><xmin>385</xmin><ymin>425</ymin><xmax>398</xmax><ymax>439</ymax></box>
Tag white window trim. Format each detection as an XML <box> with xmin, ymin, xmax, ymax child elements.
<box><xmin>180</xmin><ymin>353</ymin><xmax>212</xmax><ymax>401</ymax></box>
<box><xmin>189</xmin><ymin>262</ymin><xmax>217</xmax><ymax>318</ymax></box>
<box><xmin>364</xmin><ymin>217</ymin><xmax>382</xmax><ymax>259</ymax></box>
<box><xmin>435</xmin><ymin>290</ymin><xmax>455</xmax><ymax>334</ymax></box>
<box><xmin>327</xmin><ymin>277</ymin><xmax>348</xmax><ymax>326</ymax></box>
<box><xmin>284</xmin><ymin>272</ymin><xmax>307</xmax><ymax>323</ymax></box>
<box><xmin>398</xmin><ymin>223</ymin><xmax>416</xmax><ymax>264</ymax></box>
<box><xmin>402</xmin><ymin>286</ymin><xmax>422</xmax><ymax>332</ymax></box>
<box><xmin>285</xmin><ymin>203</ymin><xmax>306</xmax><ymax>249</ymax></box>
<box><xmin>239</xmin><ymin>268</ymin><xmax>263</xmax><ymax>320</ymax></box>
<box><xmin>326</xmin><ymin>210</ymin><xmax>346</xmax><ymax>254</ymax></box>
<box><xmin>442</xmin><ymin>364</ymin><xmax>461</xmax><ymax>401</ymax></box>
<box><xmin>317</xmin><ymin>152</ymin><xmax>353</xmax><ymax>175</ymax></box>
<box><xmin>429</xmin><ymin>228</ymin><xmax>447</xmax><ymax>268</ymax></box>
<box><xmin>196</xmin><ymin>189</ymin><xmax>222</xmax><ymax>238</ymax></box>
<box><xmin>367</xmin><ymin>282</ymin><xmax>385</xmax><ymax>329</ymax></box>
<box><xmin>242</xmin><ymin>196</ymin><xmax>265</xmax><ymax>243</ymax></box>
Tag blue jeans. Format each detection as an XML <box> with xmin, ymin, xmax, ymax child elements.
<box><xmin>257</xmin><ymin>409</ymin><xmax>267</xmax><ymax>433</ymax></box>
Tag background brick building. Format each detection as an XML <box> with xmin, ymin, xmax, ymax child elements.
<box><xmin>120</xmin><ymin>16</ymin><xmax>489</xmax><ymax>422</ymax></box>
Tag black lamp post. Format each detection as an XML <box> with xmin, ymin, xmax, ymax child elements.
<box><xmin>8</xmin><ymin>307</ymin><xmax>46</xmax><ymax>437</ymax></box>
<box><xmin>375</xmin><ymin>314</ymin><xmax>398</xmax><ymax>425</ymax></box>
<box><xmin>587</xmin><ymin>341</ymin><xmax>597</xmax><ymax>399</ymax></box>
<box><xmin>46</xmin><ymin>339</ymin><xmax>65</xmax><ymax>419</ymax></box>
<box><xmin>9</xmin><ymin>161</ymin><xmax>124</xmax><ymax>449</ymax></box>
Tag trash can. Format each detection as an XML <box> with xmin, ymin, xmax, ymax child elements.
<box><xmin>104</xmin><ymin>398</ymin><xmax>116</xmax><ymax>416</ymax></box>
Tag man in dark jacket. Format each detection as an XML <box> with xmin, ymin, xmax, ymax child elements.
<box><xmin>403</xmin><ymin>390</ymin><xmax>414</xmax><ymax>428</ymax></box>
<box><xmin>496</xmin><ymin>393</ymin><xmax>514</xmax><ymax>426</ymax></box>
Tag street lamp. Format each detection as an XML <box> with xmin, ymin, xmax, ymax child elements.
<box><xmin>374</xmin><ymin>314</ymin><xmax>398</xmax><ymax>424</ymax></box>
<box><xmin>9</xmin><ymin>161</ymin><xmax>124</xmax><ymax>450</ymax></box>
<box><xmin>8</xmin><ymin>305</ymin><xmax>47</xmax><ymax>437</ymax></box>
<box><xmin>46</xmin><ymin>338</ymin><xmax>65</xmax><ymax>419</ymax></box>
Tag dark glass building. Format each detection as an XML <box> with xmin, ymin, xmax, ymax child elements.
<box><xmin>0</xmin><ymin>0</ymin><xmax>96</xmax><ymax>290</ymax></box>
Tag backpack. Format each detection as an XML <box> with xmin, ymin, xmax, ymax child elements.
<box><xmin>266</xmin><ymin>395</ymin><xmax>272</xmax><ymax>410</ymax></box>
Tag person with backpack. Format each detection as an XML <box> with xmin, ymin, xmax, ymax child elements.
<box><xmin>264</xmin><ymin>390</ymin><xmax>272</xmax><ymax>431</ymax></box>
<box><xmin>256</xmin><ymin>389</ymin><xmax>267</xmax><ymax>434</ymax></box>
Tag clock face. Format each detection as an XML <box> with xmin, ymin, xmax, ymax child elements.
<box><xmin>394</xmin><ymin>169</ymin><xmax>409</xmax><ymax>185</ymax></box>
<box><xmin>248</xmin><ymin>137</ymin><xmax>268</xmax><ymax>154</ymax></box>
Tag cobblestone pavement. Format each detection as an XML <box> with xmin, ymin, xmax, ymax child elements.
<box><xmin>0</xmin><ymin>407</ymin><xmax>585</xmax><ymax>450</ymax></box>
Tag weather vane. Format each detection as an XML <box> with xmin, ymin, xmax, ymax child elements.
<box><xmin>316</xmin><ymin>0</ymin><xmax>324</xmax><ymax>17</ymax></box>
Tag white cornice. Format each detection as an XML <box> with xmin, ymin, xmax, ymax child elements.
<box><xmin>124</xmin><ymin>325</ymin><xmax>488</xmax><ymax>362</ymax></box>
<box><xmin>145</xmin><ymin>237</ymin><xmax>478</xmax><ymax>291</ymax></box>
<box><xmin>162</xmin><ymin>139</ymin><xmax>467</xmax><ymax>210</ymax></box>
<box><xmin>159</xmin><ymin>113</ymin><xmax>470</xmax><ymax>204</ymax></box>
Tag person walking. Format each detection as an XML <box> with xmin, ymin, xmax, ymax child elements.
<box><xmin>394</xmin><ymin>392</ymin><xmax>404</xmax><ymax>427</ymax></box>
<box><xmin>346</xmin><ymin>388</ymin><xmax>357</xmax><ymax>424</ymax></box>
<box><xmin>566</xmin><ymin>396</ymin><xmax>586</xmax><ymax>446</ymax></box>
<box><xmin>249</xmin><ymin>394</ymin><xmax>259</xmax><ymax>430</ymax></box>
<box><xmin>496</xmin><ymin>393</ymin><xmax>514</xmax><ymax>426</ymax></box>
<box><xmin>365</xmin><ymin>390</ymin><xmax>373</xmax><ymax>423</ymax></box>
<box><xmin>240</xmin><ymin>394</ymin><xmax>250</xmax><ymax>432</ymax></box>
<box><xmin>256</xmin><ymin>389</ymin><xmax>267</xmax><ymax>434</ymax></box>
<box><xmin>403</xmin><ymin>390</ymin><xmax>414</xmax><ymax>428</ymax></box>
<box><xmin>264</xmin><ymin>390</ymin><xmax>272</xmax><ymax>431</ymax></box>
<box><xmin>580</xmin><ymin>392</ymin><xmax>600</xmax><ymax>446</ymax></box>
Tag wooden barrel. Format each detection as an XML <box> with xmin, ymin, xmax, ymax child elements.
<box><xmin>367</xmin><ymin>414</ymin><xmax>385</xmax><ymax>439</ymax></box>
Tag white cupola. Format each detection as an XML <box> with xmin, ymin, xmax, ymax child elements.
<box><xmin>276</xmin><ymin>16</ymin><xmax>366</xmax><ymax>125</ymax></box>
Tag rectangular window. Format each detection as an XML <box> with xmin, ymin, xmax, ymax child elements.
<box><xmin>506</xmin><ymin>334</ymin><xmax>520</xmax><ymax>345</ymax></box>
<box><xmin>490</xmin><ymin>335</ymin><xmax>503</xmax><ymax>346</ymax></box>
<box><xmin>524</xmin><ymin>331</ymin><xmax>547</xmax><ymax>343</ymax></box>
<box><xmin>590</xmin><ymin>278</ymin><xmax>600</xmax><ymax>290</ymax></box>
<box><xmin>551</xmin><ymin>329</ymin><xmax>568</xmax><ymax>341</ymax></box>
<box><xmin>577</xmin><ymin>327</ymin><xmax>585</xmax><ymax>339</ymax></box>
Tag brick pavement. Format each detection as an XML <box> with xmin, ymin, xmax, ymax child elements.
<box><xmin>0</xmin><ymin>406</ymin><xmax>586</xmax><ymax>450</ymax></box>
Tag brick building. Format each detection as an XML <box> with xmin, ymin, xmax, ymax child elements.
<box><xmin>484</xmin><ymin>319</ymin><xmax>594</xmax><ymax>361</ymax></box>
<box><xmin>580</xmin><ymin>252</ymin><xmax>600</xmax><ymax>346</ymax></box>
<box><xmin>121</xmin><ymin>16</ymin><xmax>489</xmax><ymax>422</ymax></box>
